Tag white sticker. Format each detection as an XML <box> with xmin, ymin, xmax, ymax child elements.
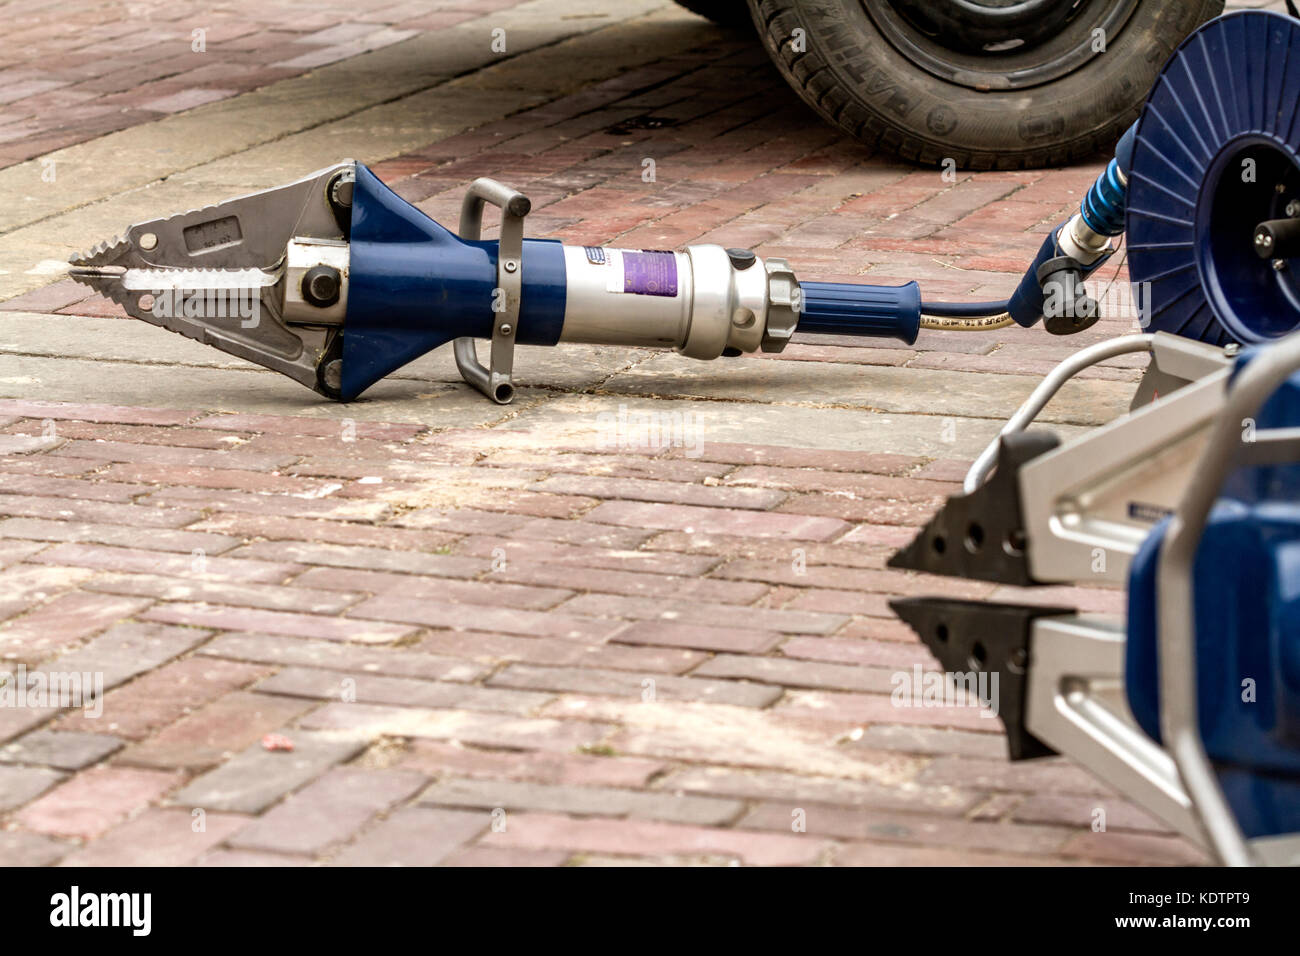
<box><xmin>604</xmin><ymin>248</ymin><xmax>624</xmax><ymax>294</ymax></box>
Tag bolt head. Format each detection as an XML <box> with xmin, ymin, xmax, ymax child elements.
<box><xmin>322</xmin><ymin>359</ymin><xmax>342</xmax><ymax>392</ymax></box>
<box><xmin>330</xmin><ymin>172</ymin><xmax>354</xmax><ymax>209</ymax></box>
<box><xmin>310</xmin><ymin>273</ymin><xmax>336</xmax><ymax>299</ymax></box>
<box><xmin>1274</xmin><ymin>259</ymin><xmax>1288</xmax><ymax>272</ymax></box>
<box><xmin>301</xmin><ymin>265</ymin><xmax>342</xmax><ymax>307</ymax></box>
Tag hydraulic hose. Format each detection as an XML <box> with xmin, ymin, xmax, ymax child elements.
<box><xmin>920</xmin><ymin>312</ymin><xmax>1014</xmax><ymax>331</ymax></box>
<box><xmin>922</xmin><ymin>121</ymin><xmax>1139</xmax><ymax>333</ymax></box>
<box><xmin>919</xmin><ymin>299</ymin><xmax>1012</xmax><ymax>317</ymax></box>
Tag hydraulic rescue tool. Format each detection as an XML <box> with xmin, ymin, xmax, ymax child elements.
<box><xmin>63</xmin><ymin>5</ymin><xmax>1300</xmax><ymax>868</ymax></box>
<box><xmin>892</xmin><ymin>10</ymin><xmax>1300</xmax><ymax>866</ymax></box>
<box><xmin>66</xmin><ymin>83</ymin><xmax>1136</xmax><ymax>401</ymax></box>
<box><xmin>70</xmin><ymin>161</ymin><xmax>923</xmax><ymax>403</ymax></box>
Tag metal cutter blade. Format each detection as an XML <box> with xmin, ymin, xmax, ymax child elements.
<box><xmin>67</xmin><ymin>161</ymin><xmax>356</xmax><ymax>395</ymax></box>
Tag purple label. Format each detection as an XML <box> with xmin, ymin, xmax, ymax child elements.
<box><xmin>622</xmin><ymin>250</ymin><xmax>677</xmax><ymax>297</ymax></box>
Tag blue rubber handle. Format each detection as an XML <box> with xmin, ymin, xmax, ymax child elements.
<box><xmin>797</xmin><ymin>280</ymin><xmax>921</xmax><ymax>345</ymax></box>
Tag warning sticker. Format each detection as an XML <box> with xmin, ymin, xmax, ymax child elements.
<box><xmin>622</xmin><ymin>250</ymin><xmax>678</xmax><ymax>297</ymax></box>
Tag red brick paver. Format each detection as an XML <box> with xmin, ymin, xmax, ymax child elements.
<box><xmin>0</xmin><ymin>402</ymin><xmax>1203</xmax><ymax>865</ymax></box>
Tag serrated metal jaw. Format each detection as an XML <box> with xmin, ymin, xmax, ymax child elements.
<box><xmin>68</xmin><ymin>235</ymin><xmax>133</xmax><ymax>270</ymax></box>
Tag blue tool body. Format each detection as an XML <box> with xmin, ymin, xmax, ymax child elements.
<box><xmin>341</xmin><ymin>165</ymin><xmax>567</xmax><ymax>401</ymax></box>
<box><xmin>338</xmin><ymin>164</ymin><xmax>921</xmax><ymax>401</ymax></box>
<box><xmin>1126</xmin><ymin>353</ymin><xmax>1300</xmax><ymax>838</ymax></box>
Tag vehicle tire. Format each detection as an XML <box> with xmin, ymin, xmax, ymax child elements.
<box><xmin>748</xmin><ymin>0</ymin><xmax>1226</xmax><ymax>169</ymax></box>
<box><xmin>674</xmin><ymin>0</ymin><xmax>754</xmax><ymax>28</ymax></box>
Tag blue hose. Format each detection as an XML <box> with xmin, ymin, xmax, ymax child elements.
<box><xmin>1080</xmin><ymin>158</ymin><xmax>1128</xmax><ymax>237</ymax></box>
<box><xmin>1080</xmin><ymin>121</ymin><xmax>1136</xmax><ymax>238</ymax></box>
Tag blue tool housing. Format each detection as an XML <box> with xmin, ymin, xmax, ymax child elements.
<box><xmin>341</xmin><ymin>165</ymin><xmax>566</xmax><ymax>401</ymax></box>
<box><xmin>1125</xmin><ymin>354</ymin><xmax>1300</xmax><ymax>838</ymax></box>
<box><xmin>338</xmin><ymin>166</ymin><xmax>924</xmax><ymax>400</ymax></box>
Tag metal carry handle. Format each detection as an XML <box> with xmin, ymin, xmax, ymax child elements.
<box><xmin>454</xmin><ymin>177</ymin><xmax>531</xmax><ymax>404</ymax></box>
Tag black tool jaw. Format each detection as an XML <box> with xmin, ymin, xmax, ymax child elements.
<box><xmin>887</xmin><ymin>430</ymin><xmax>1060</xmax><ymax>587</ymax></box>
<box><xmin>890</xmin><ymin>596</ymin><xmax>1068</xmax><ymax>761</ymax></box>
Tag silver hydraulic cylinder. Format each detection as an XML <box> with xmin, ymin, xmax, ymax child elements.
<box><xmin>556</xmin><ymin>244</ymin><xmax>799</xmax><ymax>358</ymax></box>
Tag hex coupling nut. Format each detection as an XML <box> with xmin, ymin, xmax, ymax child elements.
<box><xmin>761</xmin><ymin>257</ymin><xmax>800</xmax><ymax>353</ymax></box>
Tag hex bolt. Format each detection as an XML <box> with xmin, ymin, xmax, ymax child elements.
<box><xmin>302</xmin><ymin>265</ymin><xmax>342</xmax><ymax>307</ymax></box>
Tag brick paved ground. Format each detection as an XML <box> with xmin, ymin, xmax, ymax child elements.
<box><xmin>0</xmin><ymin>0</ymin><xmax>1282</xmax><ymax>866</ymax></box>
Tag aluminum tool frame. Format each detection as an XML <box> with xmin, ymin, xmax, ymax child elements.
<box><xmin>968</xmin><ymin>330</ymin><xmax>1300</xmax><ymax>864</ymax></box>
<box><xmin>65</xmin><ymin>161</ymin><xmax>355</xmax><ymax>397</ymax></box>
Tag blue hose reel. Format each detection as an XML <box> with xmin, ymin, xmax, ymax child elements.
<box><xmin>1127</xmin><ymin>11</ymin><xmax>1300</xmax><ymax>345</ymax></box>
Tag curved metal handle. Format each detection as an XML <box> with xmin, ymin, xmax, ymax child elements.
<box><xmin>454</xmin><ymin>177</ymin><xmax>531</xmax><ymax>405</ymax></box>
<box><xmin>964</xmin><ymin>335</ymin><xmax>1155</xmax><ymax>492</ymax></box>
<box><xmin>460</xmin><ymin>178</ymin><xmax>531</xmax><ymax>238</ymax></box>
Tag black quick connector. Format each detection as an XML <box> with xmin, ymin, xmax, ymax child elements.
<box><xmin>1036</xmin><ymin>256</ymin><xmax>1098</xmax><ymax>335</ymax></box>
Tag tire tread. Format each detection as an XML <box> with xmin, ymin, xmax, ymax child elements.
<box><xmin>747</xmin><ymin>0</ymin><xmax>1226</xmax><ymax>169</ymax></box>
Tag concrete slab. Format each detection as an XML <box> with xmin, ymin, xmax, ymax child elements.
<box><xmin>601</xmin><ymin>352</ymin><xmax>1135</xmax><ymax>426</ymax></box>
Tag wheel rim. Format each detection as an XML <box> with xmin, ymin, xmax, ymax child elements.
<box><xmin>866</xmin><ymin>0</ymin><xmax>1140</xmax><ymax>91</ymax></box>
